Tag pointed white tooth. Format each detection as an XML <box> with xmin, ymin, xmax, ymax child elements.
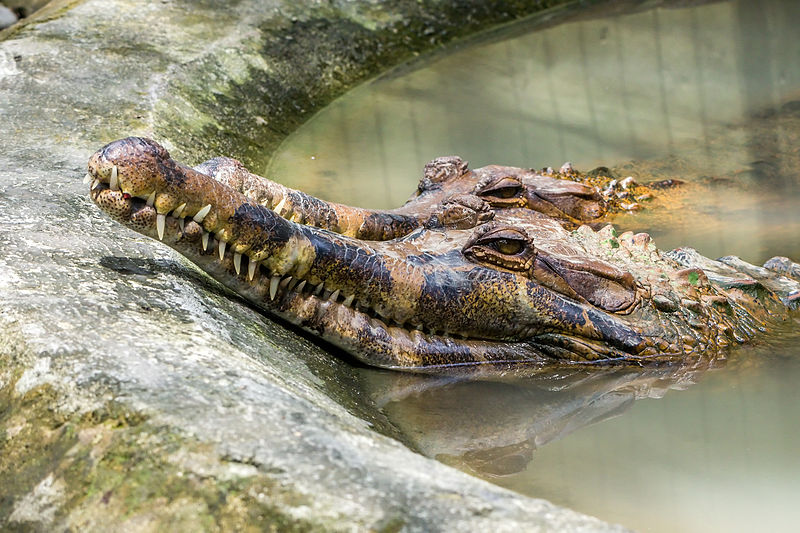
<box><xmin>248</xmin><ymin>259</ymin><xmax>259</xmax><ymax>281</ymax></box>
<box><xmin>218</xmin><ymin>239</ymin><xmax>227</xmax><ymax>260</ymax></box>
<box><xmin>328</xmin><ymin>289</ymin><xmax>340</xmax><ymax>302</ymax></box>
<box><xmin>314</xmin><ymin>282</ymin><xmax>324</xmax><ymax>296</ymax></box>
<box><xmin>91</xmin><ymin>179</ymin><xmax>101</xmax><ymax>190</ymax></box>
<box><xmin>273</xmin><ymin>196</ymin><xmax>287</xmax><ymax>215</ymax></box>
<box><xmin>342</xmin><ymin>294</ymin><xmax>354</xmax><ymax>307</ymax></box>
<box><xmin>296</xmin><ymin>280</ymin><xmax>307</xmax><ymax>292</ymax></box>
<box><xmin>287</xmin><ymin>278</ymin><xmax>299</xmax><ymax>291</ymax></box>
<box><xmin>173</xmin><ymin>202</ymin><xmax>186</xmax><ymax>218</ymax></box>
<box><xmin>202</xmin><ymin>231</ymin><xmax>209</xmax><ymax>251</ymax></box>
<box><xmin>83</xmin><ymin>173</ymin><xmax>93</xmax><ymax>185</ymax></box>
<box><xmin>110</xmin><ymin>165</ymin><xmax>119</xmax><ymax>191</ymax></box>
<box><xmin>156</xmin><ymin>213</ymin><xmax>166</xmax><ymax>240</ymax></box>
<box><xmin>194</xmin><ymin>204</ymin><xmax>212</xmax><ymax>223</ymax></box>
<box><xmin>233</xmin><ymin>253</ymin><xmax>242</xmax><ymax>275</ymax></box>
<box><xmin>270</xmin><ymin>275</ymin><xmax>280</xmax><ymax>300</ymax></box>
<box><xmin>178</xmin><ymin>217</ymin><xmax>185</xmax><ymax>232</ymax></box>
<box><xmin>279</xmin><ymin>276</ymin><xmax>292</xmax><ymax>289</ymax></box>
<box><xmin>146</xmin><ymin>191</ymin><xmax>156</xmax><ymax>207</ymax></box>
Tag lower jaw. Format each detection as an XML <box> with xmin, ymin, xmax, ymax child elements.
<box><xmin>176</xmin><ymin>241</ymin><xmax>558</xmax><ymax>370</ymax></box>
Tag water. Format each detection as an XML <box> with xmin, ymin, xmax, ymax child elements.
<box><xmin>268</xmin><ymin>0</ymin><xmax>800</xmax><ymax>531</ymax></box>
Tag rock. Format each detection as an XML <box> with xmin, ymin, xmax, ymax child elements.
<box><xmin>0</xmin><ymin>0</ymin><xmax>626</xmax><ymax>530</ymax></box>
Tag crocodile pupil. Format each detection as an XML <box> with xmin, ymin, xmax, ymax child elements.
<box><xmin>493</xmin><ymin>239</ymin><xmax>523</xmax><ymax>255</ymax></box>
<box><xmin>492</xmin><ymin>186</ymin><xmax>520</xmax><ymax>199</ymax></box>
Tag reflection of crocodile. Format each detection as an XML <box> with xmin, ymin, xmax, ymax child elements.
<box><xmin>362</xmin><ymin>360</ymin><xmax>720</xmax><ymax>476</ymax></box>
<box><xmin>86</xmin><ymin>137</ymin><xmax>800</xmax><ymax>370</ymax></box>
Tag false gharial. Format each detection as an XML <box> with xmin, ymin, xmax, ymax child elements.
<box><xmin>86</xmin><ymin>137</ymin><xmax>800</xmax><ymax>371</ymax></box>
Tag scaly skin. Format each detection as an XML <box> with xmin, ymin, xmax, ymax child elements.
<box><xmin>86</xmin><ymin>138</ymin><xmax>800</xmax><ymax>371</ymax></box>
<box><xmin>192</xmin><ymin>153</ymin><xmax>618</xmax><ymax>238</ymax></box>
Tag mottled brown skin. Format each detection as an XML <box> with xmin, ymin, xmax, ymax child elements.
<box><xmin>86</xmin><ymin>138</ymin><xmax>800</xmax><ymax>371</ymax></box>
<box><xmin>193</xmin><ymin>154</ymin><xmax>622</xmax><ymax>239</ymax></box>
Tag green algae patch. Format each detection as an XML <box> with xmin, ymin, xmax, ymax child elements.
<box><xmin>0</xmin><ymin>377</ymin><xmax>313</xmax><ymax>531</ymax></box>
<box><xmin>155</xmin><ymin>0</ymin><xmax>572</xmax><ymax>170</ymax></box>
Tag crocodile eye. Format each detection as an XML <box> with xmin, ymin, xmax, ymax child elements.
<box><xmin>475</xmin><ymin>176</ymin><xmax>525</xmax><ymax>207</ymax></box>
<box><xmin>491</xmin><ymin>185</ymin><xmax>520</xmax><ymax>199</ymax></box>
<box><xmin>492</xmin><ymin>238</ymin><xmax>523</xmax><ymax>255</ymax></box>
<box><xmin>462</xmin><ymin>224</ymin><xmax>535</xmax><ymax>272</ymax></box>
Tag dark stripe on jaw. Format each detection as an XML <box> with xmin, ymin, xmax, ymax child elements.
<box><xmin>230</xmin><ymin>202</ymin><xmax>294</xmax><ymax>251</ymax></box>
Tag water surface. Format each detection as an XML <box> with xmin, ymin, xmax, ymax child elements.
<box><xmin>269</xmin><ymin>1</ymin><xmax>800</xmax><ymax>531</ymax></box>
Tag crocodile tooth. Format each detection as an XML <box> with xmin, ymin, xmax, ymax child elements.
<box><xmin>218</xmin><ymin>239</ymin><xmax>227</xmax><ymax>260</ymax></box>
<box><xmin>269</xmin><ymin>275</ymin><xmax>280</xmax><ymax>300</ymax></box>
<box><xmin>83</xmin><ymin>173</ymin><xmax>93</xmax><ymax>185</ymax></box>
<box><xmin>233</xmin><ymin>253</ymin><xmax>242</xmax><ymax>275</ymax></box>
<box><xmin>202</xmin><ymin>231</ymin><xmax>209</xmax><ymax>251</ymax></box>
<box><xmin>328</xmin><ymin>289</ymin><xmax>340</xmax><ymax>302</ymax></box>
<box><xmin>146</xmin><ymin>191</ymin><xmax>156</xmax><ymax>207</ymax></box>
<box><xmin>156</xmin><ymin>213</ymin><xmax>166</xmax><ymax>240</ymax></box>
<box><xmin>273</xmin><ymin>196</ymin><xmax>287</xmax><ymax>215</ymax></box>
<box><xmin>178</xmin><ymin>217</ymin><xmax>185</xmax><ymax>232</ymax></box>
<box><xmin>247</xmin><ymin>259</ymin><xmax>259</xmax><ymax>281</ymax></box>
<box><xmin>109</xmin><ymin>165</ymin><xmax>119</xmax><ymax>191</ymax></box>
<box><xmin>296</xmin><ymin>280</ymin><xmax>307</xmax><ymax>292</ymax></box>
<box><xmin>173</xmin><ymin>202</ymin><xmax>186</xmax><ymax>218</ymax></box>
<box><xmin>342</xmin><ymin>294</ymin><xmax>355</xmax><ymax>307</ymax></box>
<box><xmin>91</xmin><ymin>179</ymin><xmax>101</xmax><ymax>190</ymax></box>
<box><xmin>287</xmin><ymin>277</ymin><xmax>299</xmax><ymax>291</ymax></box>
<box><xmin>314</xmin><ymin>282</ymin><xmax>324</xmax><ymax>296</ymax></box>
<box><xmin>193</xmin><ymin>204</ymin><xmax>212</xmax><ymax>223</ymax></box>
<box><xmin>279</xmin><ymin>276</ymin><xmax>292</xmax><ymax>289</ymax></box>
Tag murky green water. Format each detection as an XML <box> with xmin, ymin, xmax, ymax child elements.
<box><xmin>269</xmin><ymin>0</ymin><xmax>800</xmax><ymax>531</ymax></box>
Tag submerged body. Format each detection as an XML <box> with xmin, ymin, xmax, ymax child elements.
<box><xmin>86</xmin><ymin>138</ymin><xmax>799</xmax><ymax>370</ymax></box>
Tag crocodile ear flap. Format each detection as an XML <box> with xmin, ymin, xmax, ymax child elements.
<box><xmin>462</xmin><ymin>223</ymin><xmax>536</xmax><ymax>272</ymax></box>
<box><xmin>533</xmin><ymin>253</ymin><xmax>638</xmax><ymax>313</ymax></box>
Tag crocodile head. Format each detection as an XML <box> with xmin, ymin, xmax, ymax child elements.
<box><xmin>86</xmin><ymin>138</ymin><xmax>782</xmax><ymax>370</ymax></box>
<box><xmin>408</xmin><ymin>155</ymin><xmax>607</xmax><ymax>224</ymax></box>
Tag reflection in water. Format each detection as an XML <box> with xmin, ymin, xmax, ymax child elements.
<box><xmin>269</xmin><ymin>0</ymin><xmax>800</xmax><ymax>531</ymax></box>
<box><xmin>359</xmin><ymin>361</ymin><xmax>719</xmax><ymax>478</ymax></box>
<box><xmin>355</xmin><ymin>328</ymin><xmax>800</xmax><ymax>532</ymax></box>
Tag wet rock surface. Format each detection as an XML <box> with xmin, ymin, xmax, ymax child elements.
<box><xmin>0</xmin><ymin>0</ymin><xmax>626</xmax><ymax>530</ymax></box>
